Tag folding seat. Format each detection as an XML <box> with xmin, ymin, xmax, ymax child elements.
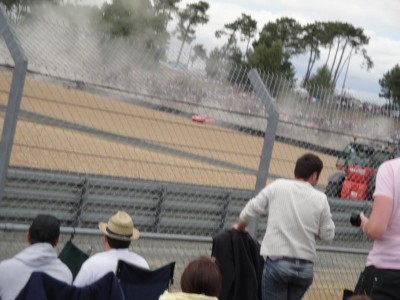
<box><xmin>116</xmin><ymin>260</ymin><xmax>175</xmax><ymax>300</ymax></box>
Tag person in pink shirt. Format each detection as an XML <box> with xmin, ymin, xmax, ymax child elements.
<box><xmin>358</xmin><ymin>157</ymin><xmax>400</xmax><ymax>300</ymax></box>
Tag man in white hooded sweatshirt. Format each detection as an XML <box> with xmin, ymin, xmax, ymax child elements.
<box><xmin>0</xmin><ymin>214</ymin><xmax>73</xmax><ymax>300</ymax></box>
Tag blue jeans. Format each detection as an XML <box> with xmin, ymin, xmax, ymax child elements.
<box><xmin>262</xmin><ymin>257</ymin><xmax>314</xmax><ymax>300</ymax></box>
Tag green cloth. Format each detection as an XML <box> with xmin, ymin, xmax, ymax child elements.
<box><xmin>58</xmin><ymin>240</ymin><xmax>89</xmax><ymax>280</ymax></box>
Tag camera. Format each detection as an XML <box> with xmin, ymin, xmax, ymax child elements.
<box><xmin>350</xmin><ymin>212</ymin><xmax>361</xmax><ymax>227</ymax></box>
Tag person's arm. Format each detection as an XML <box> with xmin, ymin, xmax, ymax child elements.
<box><xmin>360</xmin><ymin>195</ymin><xmax>393</xmax><ymax>240</ymax></box>
<box><xmin>233</xmin><ymin>186</ymin><xmax>269</xmax><ymax>232</ymax></box>
<box><xmin>360</xmin><ymin>161</ymin><xmax>394</xmax><ymax>240</ymax></box>
<box><xmin>318</xmin><ymin>198</ymin><xmax>335</xmax><ymax>241</ymax></box>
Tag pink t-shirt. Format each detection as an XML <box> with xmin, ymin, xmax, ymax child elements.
<box><xmin>366</xmin><ymin>157</ymin><xmax>400</xmax><ymax>269</ymax></box>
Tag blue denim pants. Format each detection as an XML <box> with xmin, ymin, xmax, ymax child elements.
<box><xmin>262</xmin><ymin>257</ymin><xmax>314</xmax><ymax>300</ymax></box>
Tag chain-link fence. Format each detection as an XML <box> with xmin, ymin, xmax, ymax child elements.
<box><xmin>1</xmin><ymin>10</ymin><xmax>398</xmax><ymax>299</ymax></box>
<box><xmin>0</xmin><ymin>228</ymin><xmax>368</xmax><ymax>299</ymax></box>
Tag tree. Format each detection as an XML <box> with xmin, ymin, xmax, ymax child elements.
<box><xmin>215</xmin><ymin>17</ymin><xmax>241</xmax><ymax>59</ymax></box>
<box><xmin>305</xmin><ymin>65</ymin><xmax>334</xmax><ymax>99</ymax></box>
<box><xmin>255</xmin><ymin>17</ymin><xmax>303</xmax><ymax>56</ymax></box>
<box><xmin>99</xmin><ymin>0</ymin><xmax>169</xmax><ymax>55</ymax></box>
<box><xmin>1</xmin><ymin>0</ymin><xmax>28</xmax><ymax>22</ymax></box>
<box><xmin>152</xmin><ymin>0</ymin><xmax>180</xmax><ymax>31</ymax></box>
<box><xmin>326</xmin><ymin>22</ymin><xmax>373</xmax><ymax>86</ymax></box>
<box><xmin>321</xmin><ymin>21</ymin><xmax>340</xmax><ymax>66</ymax></box>
<box><xmin>101</xmin><ymin>0</ymin><xmax>154</xmax><ymax>37</ymax></box>
<box><xmin>236</xmin><ymin>13</ymin><xmax>257</xmax><ymax>58</ymax></box>
<box><xmin>205</xmin><ymin>47</ymin><xmax>225</xmax><ymax>79</ymax></box>
<box><xmin>250</xmin><ymin>17</ymin><xmax>299</xmax><ymax>80</ymax></box>
<box><xmin>175</xmin><ymin>1</ymin><xmax>209</xmax><ymax>64</ymax></box>
<box><xmin>248</xmin><ymin>42</ymin><xmax>295</xmax><ymax>80</ymax></box>
<box><xmin>379</xmin><ymin>64</ymin><xmax>400</xmax><ymax>105</ymax></box>
<box><xmin>189</xmin><ymin>44</ymin><xmax>206</xmax><ymax>68</ymax></box>
<box><xmin>214</xmin><ymin>13</ymin><xmax>256</xmax><ymax>63</ymax></box>
<box><xmin>1</xmin><ymin>0</ymin><xmax>61</xmax><ymax>22</ymax></box>
<box><xmin>302</xmin><ymin>22</ymin><xmax>324</xmax><ymax>83</ymax></box>
<box><xmin>247</xmin><ymin>42</ymin><xmax>295</xmax><ymax>97</ymax></box>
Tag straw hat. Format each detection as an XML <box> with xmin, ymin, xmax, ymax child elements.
<box><xmin>98</xmin><ymin>211</ymin><xmax>140</xmax><ymax>241</ymax></box>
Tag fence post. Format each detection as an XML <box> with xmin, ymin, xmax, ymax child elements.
<box><xmin>73</xmin><ymin>178</ymin><xmax>89</xmax><ymax>228</ymax></box>
<box><xmin>154</xmin><ymin>185</ymin><xmax>167</xmax><ymax>233</ymax></box>
<box><xmin>217</xmin><ymin>192</ymin><xmax>230</xmax><ymax>233</ymax></box>
<box><xmin>0</xmin><ymin>7</ymin><xmax>28</xmax><ymax>201</ymax></box>
<box><xmin>247</xmin><ymin>69</ymin><xmax>279</xmax><ymax>238</ymax></box>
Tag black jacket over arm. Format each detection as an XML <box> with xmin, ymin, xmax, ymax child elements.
<box><xmin>212</xmin><ymin>229</ymin><xmax>264</xmax><ymax>300</ymax></box>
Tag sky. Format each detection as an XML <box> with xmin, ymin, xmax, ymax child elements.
<box><xmin>78</xmin><ymin>0</ymin><xmax>400</xmax><ymax>104</ymax></box>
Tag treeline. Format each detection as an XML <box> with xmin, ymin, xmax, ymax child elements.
<box><xmin>208</xmin><ymin>17</ymin><xmax>373</xmax><ymax>98</ymax></box>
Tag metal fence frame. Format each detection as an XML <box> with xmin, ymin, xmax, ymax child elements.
<box><xmin>0</xmin><ymin>6</ymin><xmax>28</xmax><ymax>200</ymax></box>
<box><xmin>0</xmin><ymin>10</ymin><xmax>386</xmax><ymax>299</ymax></box>
<box><xmin>0</xmin><ymin>8</ymin><xmax>284</xmax><ymax>238</ymax></box>
<box><xmin>0</xmin><ymin>166</ymin><xmax>372</xmax><ymax>243</ymax></box>
<box><xmin>0</xmin><ymin>10</ymin><xmax>284</xmax><ymax>238</ymax></box>
<box><xmin>0</xmin><ymin>222</ymin><xmax>369</xmax><ymax>299</ymax></box>
<box><xmin>247</xmin><ymin>69</ymin><xmax>279</xmax><ymax>236</ymax></box>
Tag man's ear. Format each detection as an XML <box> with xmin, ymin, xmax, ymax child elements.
<box><xmin>104</xmin><ymin>235</ymin><xmax>111</xmax><ymax>250</ymax></box>
<box><xmin>313</xmin><ymin>171</ymin><xmax>318</xmax><ymax>181</ymax></box>
<box><xmin>308</xmin><ymin>171</ymin><xmax>318</xmax><ymax>185</ymax></box>
<box><xmin>27</xmin><ymin>231</ymin><xmax>31</xmax><ymax>244</ymax></box>
<box><xmin>52</xmin><ymin>235</ymin><xmax>60</xmax><ymax>247</ymax></box>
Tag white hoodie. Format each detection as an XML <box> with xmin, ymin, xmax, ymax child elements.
<box><xmin>0</xmin><ymin>243</ymin><xmax>73</xmax><ymax>300</ymax></box>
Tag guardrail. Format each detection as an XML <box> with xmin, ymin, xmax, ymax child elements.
<box><xmin>1</xmin><ymin>167</ymin><xmax>372</xmax><ymax>246</ymax></box>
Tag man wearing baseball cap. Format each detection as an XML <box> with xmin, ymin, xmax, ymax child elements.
<box><xmin>74</xmin><ymin>211</ymin><xmax>149</xmax><ymax>287</ymax></box>
<box><xmin>0</xmin><ymin>214</ymin><xmax>73</xmax><ymax>300</ymax></box>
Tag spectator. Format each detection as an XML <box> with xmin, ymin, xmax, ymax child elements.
<box><xmin>0</xmin><ymin>214</ymin><xmax>72</xmax><ymax>300</ymax></box>
<box><xmin>159</xmin><ymin>256</ymin><xmax>221</xmax><ymax>300</ymax></box>
<box><xmin>74</xmin><ymin>211</ymin><xmax>149</xmax><ymax>287</ymax></box>
<box><xmin>357</xmin><ymin>157</ymin><xmax>400</xmax><ymax>299</ymax></box>
<box><xmin>234</xmin><ymin>153</ymin><xmax>335</xmax><ymax>300</ymax></box>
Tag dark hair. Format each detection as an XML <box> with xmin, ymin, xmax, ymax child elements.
<box><xmin>294</xmin><ymin>153</ymin><xmax>323</xmax><ymax>180</ymax></box>
<box><xmin>180</xmin><ymin>256</ymin><xmax>222</xmax><ymax>297</ymax></box>
<box><xmin>106</xmin><ymin>236</ymin><xmax>131</xmax><ymax>249</ymax></box>
<box><xmin>29</xmin><ymin>214</ymin><xmax>60</xmax><ymax>246</ymax></box>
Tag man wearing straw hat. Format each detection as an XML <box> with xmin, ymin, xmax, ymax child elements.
<box><xmin>74</xmin><ymin>211</ymin><xmax>149</xmax><ymax>287</ymax></box>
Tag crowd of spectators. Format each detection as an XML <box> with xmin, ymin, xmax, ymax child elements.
<box><xmin>0</xmin><ymin>212</ymin><xmax>223</xmax><ymax>300</ymax></box>
<box><xmin>122</xmin><ymin>66</ymin><xmax>397</xmax><ymax>145</ymax></box>
<box><xmin>141</xmin><ymin>71</ymin><xmax>265</xmax><ymax>116</ymax></box>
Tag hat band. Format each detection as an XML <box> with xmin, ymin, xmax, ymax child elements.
<box><xmin>106</xmin><ymin>226</ymin><xmax>132</xmax><ymax>239</ymax></box>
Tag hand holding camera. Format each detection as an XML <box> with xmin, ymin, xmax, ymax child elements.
<box><xmin>350</xmin><ymin>212</ymin><xmax>361</xmax><ymax>227</ymax></box>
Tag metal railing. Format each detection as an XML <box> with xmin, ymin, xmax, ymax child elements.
<box><xmin>1</xmin><ymin>166</ymin><xmax>372</xmax><ymax>246</ymax></box>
